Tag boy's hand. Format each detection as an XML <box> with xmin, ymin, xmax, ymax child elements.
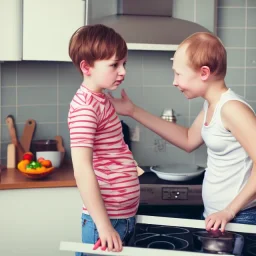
<box><xmin>97</xmin><ymin>224</ymin><xmax>123</xmax><ymax>252</ymax></box>
<box><xmin>107</xmin><ymin>89</ymin><xmax>135</xmax><ymax>117</ymax></box>
<box><xmin>205</xmin><ymin>209</ymin><xmax>234</xmax><ymax>232</ymax></box>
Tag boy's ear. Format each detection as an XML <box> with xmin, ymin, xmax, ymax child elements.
<box><xmin>200</xmin><ymin>66</ymin><xmax>211</xmax><ymax>81</ymax></box>
<box><xmin>80</xmin><ymin>60</ymin><xmax>91</xmax><ymax>76</ymax></box>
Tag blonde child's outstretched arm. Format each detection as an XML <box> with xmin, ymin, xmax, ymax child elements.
<box><xmin>108</xmin><ymin>89</ymin><xmax>204</xmax><ymax>152</ymax></box>
<box><xmin>205</xmin><ymin>101</ymin><xmax>256</xmax><ymax>232</ymax></box>
<box><xmin>71</xmin><ymin>147</ymin><xmax>123</xmax><ymax>252</ymax></box>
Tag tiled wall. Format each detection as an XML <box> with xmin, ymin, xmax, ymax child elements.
<box><xmin>1</xmin><ymin>0</ymin><xmax>256</xmax><ymax>166</ymax></box>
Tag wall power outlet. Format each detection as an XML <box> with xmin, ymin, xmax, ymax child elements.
<box><xmin>130</xmin><ymin>125</ymin><xmax>140</xmax><ymax>142</ymax></box>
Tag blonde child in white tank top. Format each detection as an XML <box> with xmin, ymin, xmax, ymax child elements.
<box><xmin>108</xmin><ymin>32</ymin><xmax>256</xmax><ymax>232</ymax></box>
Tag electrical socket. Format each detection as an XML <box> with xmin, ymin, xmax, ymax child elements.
<box><xmin>130</xmin><ymin>125</ymin><xmax>140</xmax><ymax>142</ymax></box>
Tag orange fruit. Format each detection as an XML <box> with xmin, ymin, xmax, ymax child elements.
<box><xmin>41</xmin><ymin>159</ymin><xmax>52</xmax><ymax>168</ymax></box>
<box><xmin>37</xmin><ymin>157</ymin><xmax>45</xmax><ymax>163</ymax></box>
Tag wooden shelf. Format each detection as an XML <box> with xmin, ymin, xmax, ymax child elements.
<box><xmin>0</xmin><ymin>165</ymin><xmax>76</xmax><ymax>190</ymax></box>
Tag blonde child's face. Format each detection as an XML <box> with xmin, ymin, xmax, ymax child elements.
<box><xmin>89</xmin><ymin>55</ymin><xmax>127</xmax><ymax>92</ymax></box>
<box><xmin>172</xmin><ymin>46</ymin><xmax>205</xmax><ymax>99</ymax></box>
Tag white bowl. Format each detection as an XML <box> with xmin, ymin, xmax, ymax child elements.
<box><xmin>36</xmin><ymin>151</ymin><xmax>62</xmax><ymax>168</ymax></box>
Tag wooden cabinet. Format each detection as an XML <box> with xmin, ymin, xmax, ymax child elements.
<box><xmin>0</xmin><ymin>0</ymin><xmax>22</xmax><ymax>61</ymax></box>
<box><xmin>23</xmin><ymin>0</ymin><xmax>86</xmax><ymax>61</ymax></box>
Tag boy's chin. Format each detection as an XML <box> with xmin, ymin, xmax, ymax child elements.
<box><xmin>106</xmin><ymin>85</ymin><xmax>119</xmax><ymax>91</ymax></box>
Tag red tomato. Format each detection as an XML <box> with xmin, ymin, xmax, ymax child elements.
<box><xmin>23</xmin><ymin>152</ymin><xmax>34</xmax><ymax>162</ymax></box>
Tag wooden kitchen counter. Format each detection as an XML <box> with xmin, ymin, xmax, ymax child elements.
<box><xmin>0</xmin><ymin>165</ymin><xmax>76</xmax><ymax>190</ymax></box>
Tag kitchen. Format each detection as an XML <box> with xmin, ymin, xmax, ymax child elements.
<box><xmin>1</xmin><ymin>0</ymin><xmax>256</xmax><ymax>256</ymax></box>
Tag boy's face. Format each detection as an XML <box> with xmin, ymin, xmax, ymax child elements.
<box><xmin>172</xmin><ymin>45</ymin><xmax>205</xmax><ymax>99</ymax></box>
<box><xmin>89</xmin><ymin>55</ymin><xmax>127</xmax><ymax>92</ymax></box>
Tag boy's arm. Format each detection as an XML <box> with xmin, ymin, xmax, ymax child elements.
<box><xmin>71</xmin><ymin>147</ymin><xmax>122</xmax><ymax>251</ymax></box>
<box><xmin>131</xmin><ymin>105</ymin><xmax>204</xmax><ymax>152</ymax></box>
<box><xmin>108</xmin><ymin>89</ymin><xmax>204</xmax><ymax>152</ymax></box>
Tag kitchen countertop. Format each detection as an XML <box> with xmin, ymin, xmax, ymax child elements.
<box><xmin>0</xmin><ymin>165</ymin><xmax>76</xmax><ymax>190</ymax></box>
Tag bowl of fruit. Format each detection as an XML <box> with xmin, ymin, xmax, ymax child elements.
<box><xmin>17</xmin><ymin>152</ymin><xmax>54</xmax><ymax>180</ymax></box>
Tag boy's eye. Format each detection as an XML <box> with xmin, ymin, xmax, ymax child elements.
<box><xmin>123</xmin><ymin>62</ymin><xmax>127</xmax><ymax>68</ymax></box>
<box><xmin>111</xmin><ymin>63</ymin><xmax>118</xmax><ymax>68</ymax></box>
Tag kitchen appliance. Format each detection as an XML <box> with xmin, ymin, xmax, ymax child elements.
<box><xmin>121</xmin><ymin>120</ymin><xmax>131</xmax><ymax>151</ymax></box>
<box><xmin>87</xmin><ymin>0</ymin><xmax>214</xmax><ymax>51</ymax></box>
<box><xmin>31</xmin><ymin>139</ymin><xmax>58</xmax><ymax>154</ymax></box>
<box><xmin>60</xmin><ymin>215</ymin><xmax>256</xmax><ymax>256</ymax></box>
<box><xmin>138</xmin><ymin>166</ymin><xmax>204</xmax><ymax>210</ymax></box>
<box><xmin>192</xmin><ymin>230</ymin><xmax>244</xmax><ymax>254</ymax></box>
<box><xmin>161</xmin><ymin>108</ymin><xmax>177</xmax><ymax>123</ymax></box>
<box><xmin>60</xmin><ymin>166</ymin><xmax>256</xmax><ymax>255</ymax></box>
<box><xmin>150</xmin><ymin>164</ymin><xmax>205</xmax><ymax>181</ymax></box>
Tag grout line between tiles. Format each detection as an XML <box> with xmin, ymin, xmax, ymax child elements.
<box><xmin>16</xmin><ymin>63</ymin><xmax>18</xmax><ymax>119</ymax></box>
<box><xmin>194</xmin><ymin>0</ymin><xmax>196</xmax><ymax>23</ymax></box>
<box><xmin>225</xmin><ymin>47</ymin><xmax>256</xmax><ymax>49</ymax></box>
<box><xmin>192</xmin><ymin>0</ymin><xmax>196</xmax><ymax>164</ymax></box>
<box><xmin>218</xmin><ymin>6</ymin><xmax>256</xmax><ymax>9</ymax></box>
<box><xmin>244</xmin><ymin>0</ymin><xmax>248</xmax><ymax>98</ymax></box>
<box><xmin>0</xmin><ymin>64</ymin><xmax>1</xmax><ymax>160</ymax></box>
<box><xmin>218</xmin><ymin>27</ymin><xmax>256</xmax><ymax>29</ymax></box>
<box><xmin>1</xmin><ymin>104</ymin><xmax>67</xmax><ymax>107</ymax></box>
<box><xmin>57</xmin><ymin>64</ymin><xmax>59</xmax><ymax>135</ymax></box>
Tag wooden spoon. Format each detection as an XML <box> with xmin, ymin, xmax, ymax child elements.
<box><xmin>5</xmin><ymin>115</ymin><xmax>25</xmax><ymax>162</ymax></box>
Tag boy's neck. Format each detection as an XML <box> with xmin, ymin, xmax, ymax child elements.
<box><xmin>204</xmin><ymin>79</ymin><xmax>228</xmax><ymax>106</ymax></box>
<box><xmin>82</xmin><ymin>77</ymin><xmax>103</xmax><ymax>93</ymax></box>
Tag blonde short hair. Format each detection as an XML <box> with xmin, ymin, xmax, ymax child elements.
<box><xmin>179</xmin><ymin>32</ymin><xmax>227</xmax><ymax>79</ymax></box>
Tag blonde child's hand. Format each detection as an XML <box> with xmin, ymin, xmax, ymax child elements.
<box><xmin>205</xmin><ymin>208</ymin><xmax>235</xmax><ymax>232</ymax></box>
<box><xmin>107</xmin><ymin>89</ymin><xmax>135</xmax><ymax>116</ymax></box>
<box><xmin>97</xmin><ymin>224</ymin><xmax>123</xmax><ymax>252</ymax></box>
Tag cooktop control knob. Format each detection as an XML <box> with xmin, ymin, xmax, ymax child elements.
<box><xmin>162</xmin><ymin>187</ymin><xmax>188</xmax><ymax>200</ymax></box>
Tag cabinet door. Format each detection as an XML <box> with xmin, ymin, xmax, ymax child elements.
<box><xmin>0</xmin><ymin>0</ymin><xmax>22</xmax><ymax>61</ymax></box>
<box><xmin>23</xmin><ymin>0</ymin><xmax>86</xmax><ymax>61</ymax></box>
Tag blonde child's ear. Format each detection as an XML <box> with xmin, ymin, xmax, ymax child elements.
<box><xmin>80</xmin><ymin>60</ymin><xmax>91</xmax><ymax>76</ymax></box>
<box><xmin>200</xmin><ymin>66</ymin><xmax>211</xmax><ymax>81</ymax></box>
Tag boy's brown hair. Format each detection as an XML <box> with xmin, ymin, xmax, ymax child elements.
<box><xmin>69</xmin><ymin>24</ymin><xmax>127</xmax><ymax>75</ymax></box>
<box><xmin>179</xmin><ymin>32</ymin><xmax>227</xmax><ymax>79</ymax></box>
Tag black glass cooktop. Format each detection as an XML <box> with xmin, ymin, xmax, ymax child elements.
<box><xmin>128</xmin><ymin>223</ymin><xmax>256</xmax><ymax>256</ymax></box>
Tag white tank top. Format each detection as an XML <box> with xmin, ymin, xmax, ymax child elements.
<box><xmin>201</xmin><ymin>89</ymin><xmax>256</xmax><ymax>217</ymax></box>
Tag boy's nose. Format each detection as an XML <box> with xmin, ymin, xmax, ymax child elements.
<box><xmin>119</xmin><ymin>66</ymin><xmax>126</xmax><ymax>76</ymax></box>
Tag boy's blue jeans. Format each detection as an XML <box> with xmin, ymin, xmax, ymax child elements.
<box><xmin>201</xmin><ymin>206</ymin><xmax>256</xmax><ymax>225</ymax></box>
<box><xmin>75</xmin><ymin>214</ymin><xmax>136</xmax><ymax>256</ymax></box>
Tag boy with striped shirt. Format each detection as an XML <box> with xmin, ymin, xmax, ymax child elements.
<box><xmin>68</xmin><ymin>24</ymin><xmax>140</xmax><ymax>254</ymax></box>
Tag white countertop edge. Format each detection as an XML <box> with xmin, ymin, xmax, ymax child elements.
<box><xmin>59</xmin><ymin>242</ymin><xmax>233</xmax><ymax>256</ymax></box>
<box><xmin>136</xmin><ymin>215</ymin><xmax>256</xmax><ymax>233</ymax></box>
<box><xmin>127</xmin><ymin>43</ymin><xmax>178</xmax><ymax>51</ymax></box>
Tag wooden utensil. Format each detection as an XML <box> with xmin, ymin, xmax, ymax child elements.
<box><xmin>7</xmin><ymin>144</ymin><xmax>16</xmax><ymax>168</ymax></box>
<box><xmin>55</xmin><ymin>135</ymin><xmax>65</xmax><ymax>164</ymax></box>
<box><xmin>20</xmin><ymin>119</ymin><xmax>36</xmax><ymax>152</ymax></box>
<box><xmin>5</xmin><ymin>115</ymin><xmax>25</xmax><ymax>162</ymax></box>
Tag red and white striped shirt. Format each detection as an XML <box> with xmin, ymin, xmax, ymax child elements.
<box><xmin>68</xmin><ymin>85</ymin><xmax>140</xmax><ymax>218</ymax></box>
